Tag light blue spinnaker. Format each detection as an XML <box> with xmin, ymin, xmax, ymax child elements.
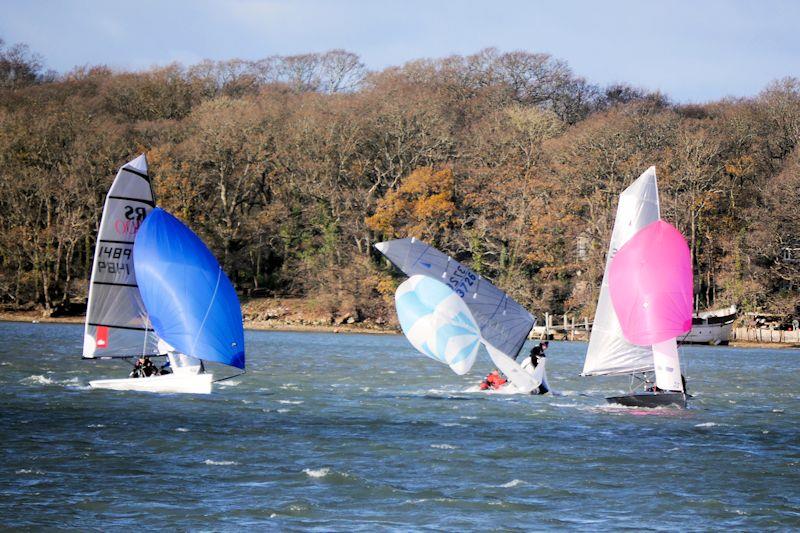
<box><xmin>133</xmin><ymin>208</ymin><xmax>245</xmax><ymax>369</ymax></box>
<box><xmin>396</xmin><ymin>275</ymin><xmax>481</xmax><ymax>375</ymax></box>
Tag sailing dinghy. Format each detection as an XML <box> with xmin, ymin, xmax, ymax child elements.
<box><xmin>582</xmin><ymin>167</ymin><xmax>693</xmax><ymax>408</ymax></box>
<box><xmin>375</xmin><ymin>238</ymin><xmax>547</xmax><ymax>394</ymax></box>
<box><xmin>83</xmin><ymin>155</ymin><xmax>245</xmax><ymax>394</ymax></box>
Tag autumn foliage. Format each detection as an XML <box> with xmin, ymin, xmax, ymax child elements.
<box><xmin>1</xmin><ymin>39</ymin><xmax>799</xmax><ymax>323</ymax></box>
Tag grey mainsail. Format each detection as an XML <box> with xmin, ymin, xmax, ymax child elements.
<box><xmin>375</xmin><ymin>238</ymin><xmax>535</xmax><ymax>361</ymax></box>
<box><xmin>82</xmin><ymin>154</ymin><xmax>158</xmax><ymax>358</ymax></box>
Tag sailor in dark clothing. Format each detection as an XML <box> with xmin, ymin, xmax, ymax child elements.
<box><xmin>130</xmin><ymin>356</ymin><xmax>159</xmax><ymax>378</ymax></box>
<box><xmin>526</xmin><ymin>341</ymin><xmax>549</xmax><ymax>368</ymax></box>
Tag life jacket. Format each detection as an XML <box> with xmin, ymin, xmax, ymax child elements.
<box><xmin>481</xmin><ymin>371</ymin><xmax>507</xmax><ymax>390</ymax></box>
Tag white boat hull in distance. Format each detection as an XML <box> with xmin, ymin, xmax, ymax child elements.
<box><xmin>681</xmin><ymin>321</ymin><xmax>733</xmax><ymax>345</ymax></box>
<box><xmin>89</xmin><ymin>373</ymin><xmax>214</xmax><ymax>394</ymax></box>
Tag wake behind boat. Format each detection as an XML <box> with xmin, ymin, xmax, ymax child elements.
<box><xmin>82</xmin><ymin>155</ymin><xmax>245</xmax><ymax>394</ymax></box>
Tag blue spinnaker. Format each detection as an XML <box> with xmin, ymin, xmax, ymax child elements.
<box><xmin>396</xmin><ymin>275</ymin><xmax>481</xmax><ymax>375</ymax></box>
<box><xmin>133</xmin><ymin>208</ymin><xmax>245</xmax><ymax>369</ymax></box>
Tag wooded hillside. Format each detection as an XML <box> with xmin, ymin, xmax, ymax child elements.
<box><xmin>1</xmin><ymin>38</ymin><xmax>798</xmax><ymax>324</ymax></box>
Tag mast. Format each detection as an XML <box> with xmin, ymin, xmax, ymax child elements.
<box><xmin>583</xmin><ymin>167</ymin><xmax>692</xmax><ymax>393</ymax></box>
<box><xmin>376</xmin><ymin>238</ymin><xmax>539</xmax><ymax>392</ymax></box>
<box><xmin>83</xmin><ymin>154</ymin><xmax>159</xmax><ymax>359</ymax></box>
<box><xmin>374</xmin><ymin>238</ymin><xmax>535</xmax><ymax>360</ymax></box>
<box><xmin>582</xmin><ymin>167</ymin><xmax>660</xmax><ymax>377</ymax></box>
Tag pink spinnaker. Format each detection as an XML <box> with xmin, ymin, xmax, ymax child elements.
<box><xmin>608</xmin><ymin>220</ymin><xmax>693</xmax><ymax>346</ymax></box>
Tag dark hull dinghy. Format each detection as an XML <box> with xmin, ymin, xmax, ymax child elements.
<box><xmin>606</xmin><ymin>391</ymin><xmax>689</xmax><ymax>409</ymax></box>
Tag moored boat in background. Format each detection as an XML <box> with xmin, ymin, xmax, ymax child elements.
<box><xmin>681</xmin><ymin>305</ymin><xmax>737</xmax><ymax>345</ymax></box>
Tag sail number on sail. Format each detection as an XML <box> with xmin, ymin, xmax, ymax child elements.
<box><xmin>96</xmin><ymin>245</ymin><xmax>133</xmax><ymax>276</ymax></box>
<box><xmin>448</xmin><ymin>265</ymin><xmax>477</xmax><ymax>297</ymax></box>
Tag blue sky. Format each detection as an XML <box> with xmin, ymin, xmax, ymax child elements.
<box><xmin>2</xmin><ymin>0</ymin><xmax>799</xmax><ymax>102</ymax></box>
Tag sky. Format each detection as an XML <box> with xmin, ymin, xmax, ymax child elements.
<box><xmin>2</xmin><ymin>0</ymin><xmax>799</xmax><ymax>103</ymax></box>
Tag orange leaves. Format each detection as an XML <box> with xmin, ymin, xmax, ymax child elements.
<box><xmin>365</xmin><ymin>167</ymin><xmax>456</xmax><ymax>244</ymax></box>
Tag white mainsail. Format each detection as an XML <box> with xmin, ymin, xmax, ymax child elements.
<box><xmin>375</xmin><ymin>238</ymin><xmax>539</xmax><ymax>392</ymax></box>
<box><xmin>582</xmin><ymin>166</ymin><xmax>661</xmax><ymax>376</ymax></box>
<box><xmin>83</xmin><ymin>155</ymin><xmax>159</xmax><ymax>358</ymax></box>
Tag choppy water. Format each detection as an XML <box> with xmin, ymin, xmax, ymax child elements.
<box><xmin>1</xmin><ymin>322</ymin><xmax>799</xmax><ymax>530</ymax></box>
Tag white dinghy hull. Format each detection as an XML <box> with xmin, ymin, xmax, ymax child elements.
<box><xmin>90</xmin><ymin>373</ymin><xmax>213</xmax><ymax>394</ymax></box>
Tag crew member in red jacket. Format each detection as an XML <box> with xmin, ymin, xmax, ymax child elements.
<box><xmin>479</xmin><ymin>369</ymin><xmax>507</xmax><ymax>390</ymax></box>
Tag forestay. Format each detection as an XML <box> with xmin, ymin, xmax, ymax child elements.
<box><xmin>582</xmin><ymin>166</ymin><xmax>660</xmax><ymax>376</ymax></box>
<box><xmin>375</xmin><ymin>238</ymin><xmax>535</xmax><ymax>361</ymax></box>
<box><xmin>133</xmin><ymin>208</ymin><xmax>245</xmax><ymax>369</ymax></box>
<box><xmin>83</xmin><ymin>154</ymin><xmax>158</xmax><ymax>358</ymax></box>
<box><xmin>396</xmin><ymin>275</ymin><xmax>481</xmax><ymax>375</ymax></box>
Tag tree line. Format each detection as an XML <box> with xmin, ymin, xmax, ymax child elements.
<box><xmin>1</xmin><ymin>37</ymin><xmax>798</xmax><ymax>324</ymax></box>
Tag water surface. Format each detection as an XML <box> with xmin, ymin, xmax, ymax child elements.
<box><xmin>1</xmin><ymin>322</ymin><xmax>798</xmax><ymax>530</ymax></box>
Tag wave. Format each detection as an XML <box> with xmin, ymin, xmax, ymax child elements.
<box><xmin>16</xmin><ymin>469</ymin><xmax>45</xmax><ymax>475</ymax></box>
<box><xmin>175</xmin><ymin>427</ymin><xmax>189</xmax><ymax>432</ymax></box>
<box><xmin>430</xmin><ymin>443</ymin><xmax>458</xmax><ymax>450</ymax></box>
<box><xmin>303</xmin><ymin>467</ymin><xmax>330</xmax><ymax>478</ymax></box>
<box><xmin>498</xmin><ymin>479</ymin><xmax>526</xmax><ymax>488</ymax></box>
<box><xmin>204</xmin><ymin>459</ymin><xmax>239</xmax><ymax>466</ymax></box>
<box><xmin>21</xmin><ymin>374</ymin><xmax>90</xmax><ymax>390</ymax></box>
<box><xmin>694</xmin><ymin>422</ymin><xmax>733</xmax><ymax>428</ymax></box>
<box><xmin>278</xmin><ymin>400</ymin><xmax>304</xmax><ymax>405</ymax></box>
<box><xmin>22</xmin><ymin>375</ymin><xmax>54</xmax><ymax>385</ymax></box>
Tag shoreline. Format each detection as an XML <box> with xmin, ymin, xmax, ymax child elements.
<box><xmin>0</xmin><ymin>311</ymin><xmax>399</xmax><ymax>336</ymax></box>
<box><xmin>1</xmin><ymin>312</ymin><xmax>798</xmax><ymax>348</ymax></box>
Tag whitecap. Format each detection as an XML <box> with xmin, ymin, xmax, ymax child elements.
<box><xmin>431</xmin><ymin>443</ymin><xmax>458</xmax><ymax>450</ymax></box>
<box><xmin>22</xmin><ymin>375</ymin><xmax>53</xmax><ymax>385</ymax></box>
<box><xmin>441</xmin><ymin>422</ymin><xmax>465</xmax><ymax>427</ymax></box>
<box><xmin>87</xmin><ymin>424</ymin><xmax>105</xmax><ymax>428</ymax></box>
<box><xmin>277</xmin><ymin>408</ymin><xmax>290</xmax><ymax>413</ymax></box>
<box><xmin>204</xmin><ymin>459</ymin><xmax>238</xmax><ymax>466</ymax></box>
<box><xmin>278</xmin><ymin>400</ymin><xmax>303</xmax><ymax>405</ymax></box>
<box><xmin>217</xmin><ymin>380</ymin><xmax>240</xmax><ymax>387</ymax></box>
<box><xmin>303</xmin><ymin>467</ymin><xmax>330</xmax><ymax>478</ymax></box>
<box><xmin>460</xmin><ymin>416</ymin><xmax>478</xmax><ymax>420</ymax></box>
<box><xmin>695</xmin><ymin>422</ymin><xmax>725</xmax><ymax>427</ymax></box>
<box><xmin>16</xmin><ymin>469</ymin><xmax>45</xmax><ymax>475</ymax></box>
<box><xmin>499</xmin><ymin>479</ymin><xmax>525</xmax><ymax>488</ymax></box>
<box><xmin>175</xmin><ymin>427</ymin><xmax>189</xmax><ymax>432</ymax></box>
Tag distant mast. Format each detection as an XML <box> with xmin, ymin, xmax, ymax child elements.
<box><xmin>83</xmin><ymin>155</ymin><xmax>159</xmax><ymax>359</ymax></box>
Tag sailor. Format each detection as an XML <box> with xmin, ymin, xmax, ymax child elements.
<box><xmin>479</xmin><ymin>369</ymin><xmax>507</xmax><ymax>390</ymax></box>
<box><xmin>531</xmin><ymin>345</ymin><xmax>550</xmax><ymax>395</ymax></box>
<box><xmin>526</xmin><ymin>341</ymin><xmax>548</xmax><ymax>368</ymax></box>
<box><xmin>130</xmin><ymin>357</ymin><xmax>145</xmax><ymax>378</ymax></box>
<box><xmin>131</xmin><ymin>356</ymin><xmax>159</xmax><ymax>378</ymax></box>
